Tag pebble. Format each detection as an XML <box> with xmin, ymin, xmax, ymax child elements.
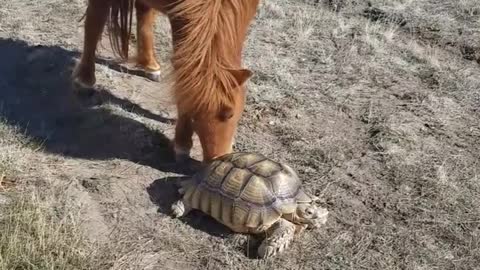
<box><xmin>0</xmin><ymin>194</ymin><xmax>10</xmax><ymax>205</ymax></box>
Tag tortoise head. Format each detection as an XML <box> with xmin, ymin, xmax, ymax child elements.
<box><xmin>295</xmin><ymin>191</ymin><xmax>329</xmax><ymax>229</ymax></box>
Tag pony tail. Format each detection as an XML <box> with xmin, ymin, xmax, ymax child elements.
<box><xmin>108</xmin><ymin>0</ymin><xmax>135</xmax><ymax>60</ymax></box>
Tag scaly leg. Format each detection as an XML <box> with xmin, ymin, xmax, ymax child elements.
<box><xmin>176</xmin><ymin>179</ymin><xmax>194</xmax><ymax>195</ymax></box>
<box><xmin>257</xmin><ymin>219</ymin><xmax>296</xmax><ymax>258</ymax></box>
<box><xmin>171</xmin><ymin>200</ymin><xmax>191</xmax><ymax>218</ymax></box>
<box><xmin>230</xmin><ymin>234</ymin><xmax>249</xmax><ymax>246</ymax></box>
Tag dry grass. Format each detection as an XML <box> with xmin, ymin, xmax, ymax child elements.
<box><xmin>0</xmin><ymin>191</ymin><xmax>98</xmax><ymax>270</ymax></box>
<box><xmin>0</xmin><ymin>121</ymin><xmax>107</xmax><ymax>270</ymax></box>
<box><xmin>0</xmin><ymin>0</ymin><xmax>480</xmax><ymax>269</ymax></box>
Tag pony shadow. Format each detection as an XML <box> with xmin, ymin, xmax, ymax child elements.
<box><xmin>147</xmin><ymin>176</ymin><xmax>264</xmax><ymax>258</ymax></box>
<box><xmin>93</xmin><ymin>56</ymin><xmax>164</xmax><ymax>83</ymax></box>
<box><xmin>0</xmin><ymin>37</ymin><xmax>196</xmax><ymax>175</ymax></box>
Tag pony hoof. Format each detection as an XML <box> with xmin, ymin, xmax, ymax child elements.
<box><xmin>173</xmin><ymin>145</ymin><xmax>191</xmax><ymax>163</ymax></box>
<box><xmin>72</xmin><ymin>79</ymin><xmax>96</xmax><ymax>97</ymax></box>
<box><xmin>145</xmin><ymin>70</ymin><xmax>161</xmax><ymax>82</ymax></box>
<box><xmin>175</xmin><ymin>152</ymin><xmax>190</xmax><ymax>163</ymax></box>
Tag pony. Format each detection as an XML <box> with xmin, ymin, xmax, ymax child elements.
<box><xmin>72</xmin><ymin>0</ymin><xmax>260</xmax><ymax>162</ymax></box>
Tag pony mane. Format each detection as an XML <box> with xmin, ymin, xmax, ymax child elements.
<box><xmin>169</xmin><ymin>0</ymin><xmax>255</xmax><ymax>115</ymax></box>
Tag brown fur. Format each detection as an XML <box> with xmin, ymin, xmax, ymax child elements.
<box><xmin>107</xmin><ymin>0</ymin><xmax>135</xmax><ymax>60</ymax></box>
<box><xmin>73</xmin><ymin>0</ymin><xmax>260</xmax><ymax>161</ymax></box>
<box><xmin>168</xmin><ymin>0</ymin><xmax>258</xmax><ymax>115</ymax></box>
<box><xmin>107</xmin><ymin>0</ymin><xmax>257</xmax><ymax>114</ymax></box>
<box><xmin>135</xmin><ymin>1</ymin><xmax>161</xmax><ymax>72</ymax></box>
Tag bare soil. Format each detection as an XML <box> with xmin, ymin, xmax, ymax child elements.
<box><xmin>1</xmin><ymin>0</ymin><xmax>479</xmax><ymax>269</ymax></box>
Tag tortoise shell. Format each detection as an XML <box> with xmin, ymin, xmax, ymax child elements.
<box><xmin>181</xmin><ymin>152</ymin><xmax>308</xmax><ymax>233</ymax></box>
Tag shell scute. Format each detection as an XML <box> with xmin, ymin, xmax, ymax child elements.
<box><xmin>209</xmin><ymin>191</ymin><xmax>223</xmax><ymax>221</ymax></box>
<box><xmin>204</xmin><ymin>160</ymin><xmax>233</xmax><ymax>189</ymax></box>
<box><xmin>220</xmin><ymin>167</ymin><xmax>251</xmax><ymax>198</ymax></box>
<box><xmin>232</xmin><ymin>203</ymin><xmax>250</xmax><ymax>225</ymax></box>
<box><xmin>182</xmin><ymin>152</ymin><xmax>304</xmax><ymax>231</ymax></box>
<box><xmin>239</xmin><ymin>175</ymin><xmax>275</xmax><ymax>205</ymax></box>
<box><xmin>270</xmin><ymin>172</ymin><xmax>301</xmax><ymax>198</ymax></box>
<box><xmin>231</xmin><ymin>153</ymin><xmax>267</xmax><ymax>168</ymax></box>
<box><xmin>249</xmin><ymin>159</ymin><xmax>283</xmax><ymax>178</ymax></box>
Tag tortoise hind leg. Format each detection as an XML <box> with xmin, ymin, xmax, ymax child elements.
<box><xmin>176</xmin><ymin>179</ymin><xmax>195</xmax><ymax>195</ymax></box>
<box><xmin>172</xmin><ymin>179</ymin><xmax>195</xmax><ymax>218</ymax></box>
<box><xmin>257</xmin><ymin>219</ymin><xmax>296</xmax><ymax>258</ymax></box>
<box><xmin>171</xmin><ymin>200</ymin><xmax>191</xmax><ymax>218</ymax></box>
<box><xmin>230</xmin><ymin>233</ymin><xmax>248</xmax><ymax>246</ymax></box>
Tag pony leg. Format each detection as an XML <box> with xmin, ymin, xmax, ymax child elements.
<box><xmin>72</xmin><ymin>0</ymin><xmax>111</xmax><ymax>91</ymax></box>
<box><xmin>135</xmin><ymin>1</ymin><xmax>161</xmax><ymax>81</ymax></box>
<box><xmin>173</xmin><ymin>114</ymin><xmax>194</xmax><ymax>162</ymax></box>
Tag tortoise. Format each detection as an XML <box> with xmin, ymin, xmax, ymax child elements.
<box><xmin>171</xmin><ymin>152</ymin><xmax>329</xmax><ymax>258</ymax></box>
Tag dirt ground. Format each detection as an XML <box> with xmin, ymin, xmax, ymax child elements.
<box><xmin>1</xmin><ymin>0</ymin><xmax>480</xmax><ymax>269</ymax></box>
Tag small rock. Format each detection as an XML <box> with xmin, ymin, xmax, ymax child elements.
<box><xmin>292</xmin><ymin>140</ymin><xmax>304</xmax><ymax>147</ymax></box>
<box><xmin>0</xmin><ymin>194</ymin><xmax>11</xmax><ymax>205</ymax></box>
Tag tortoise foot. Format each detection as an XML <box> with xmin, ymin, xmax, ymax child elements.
<box><xmin>230</xmin><ymin>234</ymin><xmax>248</xmax><ymax>246</ymax></box>
<box><xmin>171</xmin><ymin>200</ymin><xmax>187</xmax><ymax>218</ymax></box>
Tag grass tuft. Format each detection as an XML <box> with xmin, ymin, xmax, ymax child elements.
<box><xmin>0</xmin><ymin>190</ymin><xmax>98</xmax><ymax>270</ymax></box>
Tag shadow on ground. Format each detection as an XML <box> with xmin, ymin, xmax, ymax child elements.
<box><xmin>0</xmin><ymin>37</ymin><xmax>197</xmax><ymax>175</ymax></box>
<box><xmin>0</xmin><ymin>37</ymin><xmax>262</xmax><ymax>249</ymax></box>
<box><xmin>147</xmin><ymin>176</ymin><xmax>233</xmax><ymax>237</ymax></box>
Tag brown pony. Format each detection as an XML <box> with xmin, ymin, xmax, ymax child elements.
<box><xmin>73</xmin><ymin>0</ymin><xmax>260</xmax><ymax>162</ymax></box>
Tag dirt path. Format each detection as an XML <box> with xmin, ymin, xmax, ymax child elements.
<box><xmin>1</xmin><ymin>0</ymin><xmax>480</xmax><ymax>269</ymax></box>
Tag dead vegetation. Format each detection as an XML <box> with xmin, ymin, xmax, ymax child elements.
<box><xmin>0</xmin><ymin>190</ymin><xmax>99</xmax><ymax>269</ymax></box>
<box><xmin>0</xmin><ymin>121</ymin><xmax>107</xmax><ymax>269</ymax></box>
<box><xmin>0</xmin><ymin>0</ymin><xmax>479</xmax><ymax>269</ymax></box>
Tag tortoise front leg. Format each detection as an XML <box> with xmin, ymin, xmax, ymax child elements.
<box><xmin>294</xmin><ymin>223</ymin><xmax>308</xmax><ymax>235</ymax></box>
<box><xmin>257</xmin><ymin>219</ymin><xmax>296</xmax><ymax>258</ymax></box>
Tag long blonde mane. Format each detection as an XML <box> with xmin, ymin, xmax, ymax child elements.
<box><xmin>169</xmin><ymin>0</ymin><xmax>256</xmax><ymax>115</ymax></box>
